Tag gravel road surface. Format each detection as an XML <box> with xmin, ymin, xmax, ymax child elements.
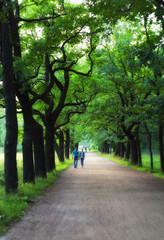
<box><xmin>1</xmin><ymin>152</ymin><xmax>164</xmax><ymax>240</ymax></box>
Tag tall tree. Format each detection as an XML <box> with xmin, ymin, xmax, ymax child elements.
<box><xmin>1</xmin><ymin>21</ymin><xmax>18</xmax><ymax>193</ymax></box>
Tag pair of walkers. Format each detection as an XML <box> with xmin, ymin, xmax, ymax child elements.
<box><xmin>72</xmin><ymin>147</ymin><xmax>85</xmax><ymax>168</ymax></box>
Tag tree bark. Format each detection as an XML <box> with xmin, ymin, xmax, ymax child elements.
<box><xmin>65</xmin><ymin>129</ymin><xmax>70</xmax><ymax>159</ymax></box>
<box><xmin>136</xmin><ymin>133</ymin><xmax>142</xmax><ymax>166</ymax></box>
<box><xmin>145</xmin><ymin>124</ymin><xmax>153</xmax><ymax>169</ymax></box>
<box><xmin>54</xmin><ymin>136</ymin><xmax>60</xmax><ymax>160</ymax></box>
<box><xmin>115</xmin><ymin>142</ymin><xmax>119</xmax><ymax>156</ymax></box>
<box><xmin>45</xmin><ymin>118</ymin><xmax>55</xmax><ymax>172</ymax></box>
<box><xmin>59</xmin><ymin>130</ymin><xmax>64</xmax><ymax>162</ymax></box>
<box><xmin>18</xmin><ymin>93</ymin><xmax>35</xmax><ymax>183</ymax></box>
<box><xmin>120</xmin><ymin>142</ymin><xmax>125</xmax><ymax>158</ymax></box>
<box><xmin>8</xmin><ymin>8</ymin><xmax>36</xmax><ymax>182</ymax></box>
<box><xmin>125</xmin><ymin>140</ymin><xmax>130</xmax><ymax>160</ymax></box>
<box><xmin>22</xmin><ymin>126</ymin><xmax>35</xmax><ymax>183</ymax></box>
<box><xmin>130</xmin><ymin>138</ymin><xmax>138</xmax><ymax>165</ymax></box>
<box><xmin>104</xmin><ymin>141</ymin><xmax>109</xmax><ymax>153</ymax></box>
<box><xmin>33</xmin><ymin>120</ymin><xmax>46</xmax><ymax>178</ymax></box>
<box><xmin>2</xmin><ymin>22</ymin><xmax>18</xmax><ymax>193</ymax></box>
<box><xmin>159</xmin><ymin>124</ymin><xmax>164</xmax><ymax>172</ymax></box>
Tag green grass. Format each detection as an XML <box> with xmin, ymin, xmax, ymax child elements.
<box><xmin>96</xmin><ymin>151</ymin><xmax>164</xmax><ymax>179</ymax></box>
<box><xmin>0</xmin><ymin>152</ymin><xmax>73</xmax><ymax>234</ymax></box>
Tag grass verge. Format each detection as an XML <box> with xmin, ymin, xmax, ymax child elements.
<box><xmin>0</xmin><ymin>154</ymin><xmax>73</xmax><ymax>235</ymax></box>
<box><xmin>96</xmin><ymin>151</ymin><xmax>164</xmax><ymax>179</ymax></box>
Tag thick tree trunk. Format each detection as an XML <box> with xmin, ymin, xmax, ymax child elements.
<box><xmin>17</xmin><ymin>93</ymin><xmax>35</xmax><ymax>183</ymax></box>
<box><xmin>104</xmin><ymin>141</ymin><xmax>109</xmax><ymax>153</ymax></box>
<box><xmin>115</xmin><ymin>142</ymin><xmax>119</xmax><ymax>156</ymax></box>
<box><xmin>130</xmin><ymin>138</ymin><xmax>138</xmax><ymax>164</ymax></box>
<box><xmin>22</xmin><ymin>126</ymin><xmax>35</xmax><ymax>183</ymax></box>
<box><xmin>2</xmin><ymin>22</ymin><xmax>18</xmax><ymax>193</ymax></box>
<box><xmin>59</xmin><ymin>130</ymin><xmax>64</xmax><ymax>162</ymax></box>
<box><xmin>120</xmin><ymin>142</ymin><xmax>125</xmax><ymax>158</ymax></box>
<box><xmin>65</xmin><ymin>129</ymin><xmax>70</xmax><ymax>159</ymax></box>
<box><xmin>75</xmin><ymin>143</ymin><xmax>79</xmax><ymax>149</ymax></box>
<box><xmin>45</xmin><ymin>119</ymin><xmax>55</xmax><ymax>172</ymax></box>
<box><xmin>125</xmin><ymin>141</ymin><xmax>130</xmax><ymax>160</ymax></box>
<box><xmin>70</xmin><ymin>137</ymin><xmax>74</xmax><ymax>153</ymax></box>
<box><xmin>159</xmin><ymin>124</ymin><xmax>164</xmax><ymax>172</ymax></box>
<box><xmin>136</xmin><ymin>133</ymin><xmax>142</xmax><ymax>166</ymax></box>
<box><xmin>33</xmin><ymin>121</ymin><xmax>46</xmax><ymax>178</ymax></box>
<box><xmin>8</xmin><ymin>9</ymin><xmax>35</xmax><ymax>182</ymax></box>
<box><xmin>145</xmin><ymin>124</ymin><xmax>153</xmax><ymax>169</ymax></box>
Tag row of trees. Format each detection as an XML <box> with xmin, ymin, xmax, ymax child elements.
<box><xmin>0</xmin><ymin>0</ymin><xmax>100</xmax><ymax>193</ymax></box>
<box><xmin>70</xmin><ymin>1</ymin><xmax>164</xmax><ymax>171</ymax></box>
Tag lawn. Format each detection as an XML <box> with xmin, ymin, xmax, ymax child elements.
<box><xmin>0</xmin><ymin>151</ymin><xmax>73</xmax><ymax>234</ymax></box>
<box><xmin>96</xmin><ymin>151</ymin><xmax>164</xmax><ymax>179</ymax></box>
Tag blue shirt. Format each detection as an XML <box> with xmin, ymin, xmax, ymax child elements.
<box><xmin>73</xmin><ymin>150</ymin><xmax>79</xmax><ymax>157</ymax></box>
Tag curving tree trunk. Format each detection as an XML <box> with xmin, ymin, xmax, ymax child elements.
<box><xmin>2</xmin><ymin>22</ymin><xmax>18</xmax><ymax>193</ymax></box>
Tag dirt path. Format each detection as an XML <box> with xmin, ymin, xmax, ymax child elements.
<box><xmin>1</xmin><ymin>152</ymin><xmax>164</xmax><ymax>240</ymax></box>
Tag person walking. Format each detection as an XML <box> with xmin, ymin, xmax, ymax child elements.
<box><xmin>79</xmin><ymin>149</ymin><xmax>85</xmax><ymax>167</ymax></box>
<box><xmin>72</xmin><ymin>147</ymin><xmax>79</xmax><ymax>168</ymax></box>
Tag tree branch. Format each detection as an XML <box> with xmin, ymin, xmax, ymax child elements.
<box><xmin>18</xmin><ymin>14</ymin><xmax>64</xmax><ymax>23</ymax></box>
<box><xmin>32</xmin><ymin>109</ymin><xmax>46</xmax><ymax>125</ymax></box>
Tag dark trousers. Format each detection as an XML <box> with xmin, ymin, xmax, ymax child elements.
<box><xmin>81</xmin><ymin>158</ymin><xmax>84</xmax><ymax>166</ymax></box>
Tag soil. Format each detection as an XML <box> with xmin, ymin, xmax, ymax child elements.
<box><xmin>1</xmin><ymin>152</ymin><xmax>164</xmax><ymax>240</ymax></box>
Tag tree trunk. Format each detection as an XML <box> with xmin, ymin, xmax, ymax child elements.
<box><xmin>159</xmin><ymin>124</ymin><xmax>164</xmax><ymax>172</ymax></box>
<box><xmin>33</xmin><ymin>120</ymin><xmax>46</xmax><ymax>178</ymax></box>
<box><xmin>54</xmin><ymin>136</ymin><xmax>60</xmax><ymax>160</ymax></box>
<box><xmin>125</xmin><ymin>140</ymin><xmax>130</xmax><ymax>160</ymax></box>
<box><xmin>136</xmin><ymin>133</ymin><xmax>142</xmax><ymax>166</ymax></box>
<box><xmin>59</xmin><ymin>130</ymin><xmax>64</xmax><ymax>162</ymax></box>
<box><xmin>45</xmin><ymin>119</ymin><xmax>55</xmax><ymax>172</ymax></box>
<box><xmin>104</xmin><ymin>141</ymin><xmax>109</xmax><ymax>153</ymax></box>
<box><xmin>22</xmin><ymin>126</ymin><xmax>35</xmax><ymax>183</ymax></box>
<box><xmin>8</xmin><ymin>8</ymin><xmax>35</xmax><ymax>182</ymax></box>
<box><xmin>115</xmin><ymin>142</ymin><xmax>119</xmax><ymax>156</ymax></box>
<box><xmin>65</xmin><ymin>129</ymin><xmax>70</xmax><ymax>159</ymax></box>
<box><xmin>75</xmin><ymin>143</ymin><xmax>79</xmax><ymax>149</ymax></box>
<box><xmin>17</xmin><ymin>93</ymin><xmax>35</xmax><ymax>183</ymax></box>
<box><xmin>120</xmin><ymin>142</ymin><xmax>125</xmax><ymax>158</ymax></box>
<box><xmin>145</xmin><ymin>124</ymin><xmax>153</xmax><ymax>169</ymax></box>
<box><xmin>2</xmin><ymin>22</ymin><xmax>18</xmax><ymax>193</ymax></box>
<box><xmin>130</xmin><ymin>138</ymin><xmax>138</xmax><ymax>165</ymax></box>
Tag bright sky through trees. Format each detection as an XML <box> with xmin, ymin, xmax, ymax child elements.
<box><xmin>18</xmin><ymin>0</ymin><xmax>83</xmax><ymax>3</ymax></box>
<box><xmin>69</xmin><ymin>0</ymin><xmax>83</xmax><ymax>3</ymax></box>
